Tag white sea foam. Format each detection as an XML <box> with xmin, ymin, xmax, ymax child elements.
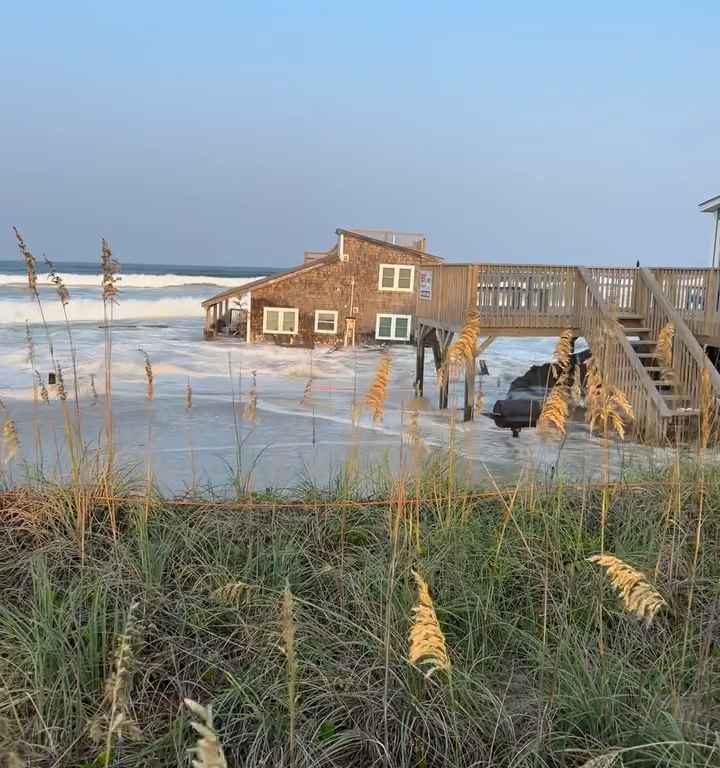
<box><xmin>0</xmin><ymin>297</ymin><xmax>206</xmax><ymax>324</ymax></box>
<box><xmin>0</xmin><ymin>273</ymin><xmax>261</xmax><ymax>289</ymax></box>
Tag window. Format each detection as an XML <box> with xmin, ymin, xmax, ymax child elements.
<box><xmin>314</xmin><ymin>309</ymin><xmax>338</xmax><ymax>334</ymax></box>
<box><xmin>378</xmin><ymin>264</ymin><xmax>415</xmax><ymax>292</ymax></box>
<box><xmin>376</xmin><ymin>313</ymin><xmax>412</xmax><ymax>341</ymax></box>
<box><xmin>263</xmin><ymin>307</ymin><xmax>298</xmax><ymax>335</ymax></box>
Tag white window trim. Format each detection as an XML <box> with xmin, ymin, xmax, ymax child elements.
<box><xmin>375</xmin><ymin>313</ymin><xmax>412</xmax><ymax>341</ymax></box>
<box><xmin>263</xmin><ymin>306</ymin><xmax>299</xmax><ymax>335</ymax></box>
<box><xmin>378</xmin><ymin>264</ymin><xmax>415</xmax><ymax>292</ymax></box>
<box><xmin>314</xmin><ymin>309</ymin><xmax>339</xmax><ymax>334</ymax></box>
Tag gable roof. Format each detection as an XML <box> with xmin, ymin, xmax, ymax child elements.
<box><xmin>202</xmin><ymin>230</ymin><xmax>443</xmax><ymax>307</ymax></box>
<box><xmin>202</xmin><ymin>251</ymin><xmax>338</xmax><ymax>307</ymax></box>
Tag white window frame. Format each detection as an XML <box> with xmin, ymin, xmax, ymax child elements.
<box><xmin>314</xmin><ymin>309</ymin><xmax>338</xmax><ymax>334</ymax></box>
<box><xmin>378</xmin><ymin>264</ymin><xmax>415</xmax><ymax>292</ymax></box>
<box><xmin>263</xmin><ymin>306</ymin><xmax>299</xmax><ymax>335</ymax></box>
<box><xmin>375</xmin><ymin>313</ymin><xmax>412</xmax><ymax>341</ymax></box>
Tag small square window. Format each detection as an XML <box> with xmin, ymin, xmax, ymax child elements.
<box><xmin>282</xmin><ymin>311</ymin><xmax>295</xmax><ymax>332</ymax></box>
<box><xmin>381</xmin><ymin>267</ymin><xmax>396</xmax><ymax>289</ymax></box>
<box><xmin>315</xmin><ymin>310</ymin><xmax>338</xmax><ymax>334</ymax></box>
<box><xmin>394</xmin><ymin>316</ymin><xmax>409</xmax><ymax>339</ymax></box>
<box><xmin>265</xmin><ymin>310</ymin><xmax>279</xmax><ymax>332</ymax></box>
<box><xmin>377</xmin><ymin>316</ymin><xmax>393</xmax><ymax>338</ymax></box>
<box><xmin>397</xmin><ymin>268</ymin><xmax>413</xmax><ymax>290</ymax></box>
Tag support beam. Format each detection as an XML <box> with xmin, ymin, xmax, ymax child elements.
<box><xmin>415</xmin><ymin>324</ymin><xmax>426</xmax><ymax>397</ymax></box>
<box><xmin>463</xmin><ymin>356</ymin><xmax>476</xmax><ymax>421</ymax></box>
<box><xmin>432</xmin><ymin>328</ymin><xmax>451</xmax><ymax>410</ymax></box>
<box><xmin>477</xmin><ymin>335</ymin><xmax>497</xmax><ymax>355</ymax></box>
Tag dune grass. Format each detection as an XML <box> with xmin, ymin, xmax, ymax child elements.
<box><xmin>0</xmin><ymin>458</ymin><xmax>718</xmax><ymax>767</ymax></box>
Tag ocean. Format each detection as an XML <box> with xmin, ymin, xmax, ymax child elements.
<box><xmin>0</xmin><ymin>259</ymin><xmax>660</xmax><ymax>492</ymax></box>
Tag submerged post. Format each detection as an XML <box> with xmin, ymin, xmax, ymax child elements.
<box><xmin>463</xmin><ymin>356</ymin><xmax>476</xmax><ymax>421</ymax></box>
<box><xmin>415</xmin><ymin>324</ymin><xmax>426</xmax><ymax>397</ymax></box>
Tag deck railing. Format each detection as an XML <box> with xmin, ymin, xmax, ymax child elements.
<box><xmin>651</xmin><ymin>267</ymin><xmax>720</xmax><ymax>340</ymax></box>
<box><xmin>637</xmin><ymin>268</ymin><xmax>720</xmax><ymax>414</ymax></box>
<box><xmin>588</xmin><ymin>267</ymin><xmax>638</xmax><ymax>313</ymax></box>
<box><xmin>475</xmin><ymin>264</ymin><xmax>579</xmax><ymax>330</ymax></box>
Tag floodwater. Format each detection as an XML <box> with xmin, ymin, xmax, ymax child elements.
<box><xmin>0</xmin><ymin>267</ymin><xmax>670</xmax><ymax>493</ymax></box>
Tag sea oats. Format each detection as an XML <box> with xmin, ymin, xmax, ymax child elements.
<box><xmin>447</xmin><ymin>310</ymin><xmax>481</xmax><ymax>369</ymax></box>
<box><xmin>578</xmin><ymin>750</ymin><xmax>622</xmax><ymax>768</ymax></box>
<box><xmin>184</xmin><ymin>699</ymin><xmax>227</xmax><ymax>768</ymax></box>
<box><xmin>538</xmin><ymin>379</ymin><xmax>570</xmax><ymax>437</ymax></box>
<box><xmin>35</xmin><ymin>371</ymin><xmax>49</xmax><ymax>404</ymax></box>
<box><xmin>55</xmin><ymin>366</ymin><xmax>67</xmax><ymax>401</ymax></box>
<box><xmin>13</xmin><ymin>227</ymin><xmax>37</xmax><ymax>294</ymax></box>
<box><xmin>2</xmin><ymin>418</ymin><xmax>19</xmax><ymax>464</ymax></box>
<box><xmin>101</xmin><ymin>238</ymin><xmax>121</xmax><ymax>303</ymax></box>
<box><xmin>210</xmin><ymin>581</ymin><xmax>253</xmax><ymax>605</ymax></box>
<box><xmin>408</xmin><ymin>570</ymin><xmax>450</xmax><ymax>678</ymax></box>
<box><xmin>281</xmin><ymin>578</ymin><xmax>297</xmax><ymax>757</ymax></box>
<box><xmin>363</xmin><ymin>351</ymin><xmax>392</xmax><ymax>423</ymax></box>
<box><xmin>90</xmin><ymin>600</ymin><xmax>141</xmax><ymax>747</ymax></box>
<box><xmin>25</xmin><ymin>321</ymin><xmax>36</xmax><ymax>366</ymax></box>
<box><xmin>551</xmin><ymin>329</ymin><xmax>574</xmax><ymax>379</ymax></box>
<box><xmin>656</xmin><ymin>322</ymin><xmax>674</xmax><ymax>369</ymax></box>
<box><xmin>584</xmin><ymin>357</ymin><xmax>634</xmax><ymax>440</ymax></box>
<box><xmin>300</xmin><ymin>377</ymin><xmax>313</xmax><ymax>406</ymax></box>
<box><xmin>138</xmin><ymin>349</ymin><xmax>154</xmax><ymax>400</ymax></box>
<box><xmin>699</xmin><ymin>367</ymin><xmax>718</xmax><ymax>449</ymax></box>
<box><xmin>44</xmin><ymin>256</ymin><xmax>70</xmax><ymax>305</ymax></box>
<box><xmin>589</xmin><ymin>554</ymin><xmax>666</xmax><ymax>624</ymax></box>
<box><xmin>245</xmin><ymin>370</ymin><xmax>257</xmax><ymax>422</ymax></box>
<box><xmin>405</xmin><ymin>409</ymin><xmax>425</xmax><ymax>450</ymax></box>
<box><xmin>570</xmin><ymin>363</ymin><xmax>583</xmax><ymax>406</ymax></box>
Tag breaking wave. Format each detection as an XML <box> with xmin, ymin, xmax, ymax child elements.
<box><xmin>0</xmin><ymin>273</ymin><xmax>261</xmax><ymax>289</ymax></box>
<box><xmin>0</xmin><ymin>297</ymin><xmax>206</xmax><ymax>324</ymax></box>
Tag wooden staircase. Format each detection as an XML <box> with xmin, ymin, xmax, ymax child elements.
<box><xmin>617</xmin><ymin>314</ymin><xmax>696</xmax><ymax>417</ymax></box>
<box><xmin>577</xmin><ymin>268</ymin><xmax>720</xmax><ymax>442</ymax></box>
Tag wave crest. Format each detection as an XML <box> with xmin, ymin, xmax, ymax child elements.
<box><xmin>0</xmin><ymin>297</ymin><xmax>205</xmax><ymax>324</ymax></box>
<box><xmin>0</xmin><ymin>273</ymin><xmax>261</xmax><ymax>289</ymax></box>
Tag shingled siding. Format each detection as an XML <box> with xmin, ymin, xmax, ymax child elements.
<box><xmin>248</xmin><ymin>233</ymin><xmax>439</xmax><ymax>344</ymax></box>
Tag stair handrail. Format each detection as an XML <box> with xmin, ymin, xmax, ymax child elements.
<box><xmin>639</xmin><ymin>267</ymin><xmax>720</xmax><ymax>404</ymax></box>
<box><xmin>577</xmin><ymin>267</ymin><xmax>672</xmax><ymax>422</ymax></box>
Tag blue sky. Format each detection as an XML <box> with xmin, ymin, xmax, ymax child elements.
<box><xmin>1</xmin><ymin>1</ymin><xmax>718</xmax><ymax>267</ymax></box>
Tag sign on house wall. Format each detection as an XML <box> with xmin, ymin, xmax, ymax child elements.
<box><xmin>419</xmin><ymin>269</ymin><xmax>433</xmax><ymax>300</ymax></box>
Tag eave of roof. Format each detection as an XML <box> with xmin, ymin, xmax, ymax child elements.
<box><xmin>699</xmin><ymin>195</ymin><xmax>720</xmax><ymax>213</ymax></box>
<box><xmin>201</xmin><ymin>252</ymin><xmax>338</xmax><ymax>307</ymax></box>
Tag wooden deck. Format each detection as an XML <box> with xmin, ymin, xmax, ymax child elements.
<box><xmin>416</xmin><ymin>263</ymin><xmax>720</xmax><ymax>443</ymax></box>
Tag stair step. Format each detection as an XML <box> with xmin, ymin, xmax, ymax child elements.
<box><xmin>636</xmin><ymin>352</ymin><xmax>659</xmax><ymax>358</ymax></box>
<box><xmin>654</xmin><ymin>381</ymin><xmax>676</xmax><ymax>388</ymax></box>
<box><xmin>642</xmin><ymin>366</ymin><xmax>668</xmax><ymax>372</ymax></box>
<box><xmin>668</xmin><ymin>408</ymin><xmax>699</xmax><ymax>418</ymax></box>
<box><xmin>623</xmin><ymin>327</ymin><xmax>652</xmax><ymax>335</ymax></box>
<box><xmin>663</xmin><ymin>394</ymin><xmax>691</xmax><ymax>402</ymax></box>
<box><xmin>632</xmin><ymin>340</ymin><xmax>657</xmax><ymax>347</ymax></box>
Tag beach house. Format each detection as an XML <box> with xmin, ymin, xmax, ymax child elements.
<box><xmin>202</xmin><ymin>229</ymin><xmax>443</xmax><ymax>345</ymax></box>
